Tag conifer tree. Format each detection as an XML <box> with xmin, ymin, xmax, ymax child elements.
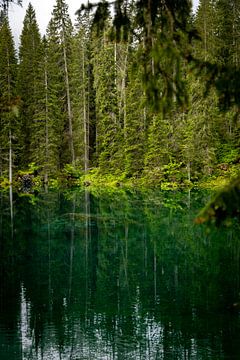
<box><xmin>124</xmin><ymin>58</ymin><xmax>147</xmax><ymax>176</ymax></box>
<box><xmin>18</xmin><ymin>3</ymin><xmax>42</xmax><ymax>167</ymax></box>
<box><xmin>71</xmin><ymin>11</ymin><xmax>93</xmax><ymax>172</ymax></box>
<box><xmin>91</xmin><ymin>22</ymin><xmax>122</xmax><ymax>172</ymax></box>
<box><xmin>214</xmin><ymin>0</ymin><xmax>240</xmax><ymax>161</ymax></box>
<box><xmin>194</xmin><ymin>0</ymin><xmax>215</xmax><ymax>62</ymax></box>
<box><xmin>30</xmin><ymin>37</ymin><xmax>63</xmax><ymax>181</ymax></box>
<box><xmin>0</xmin><ymin>16</ymin><xmax>18</xmax><ymax>181</ymax></box>
<box><xmin>47</xmin><ymin>0</ymin><xmax>75</xmax><ymax>167</ymax></box>
<box><xmin>213</xmin><ymin>0</ymin><xmax>240</xmax><ymax>67</ymax></box>
<box><xmin>180</xmin><ymin>80</ymin><xmax>220</xmax><ymax>179</ymax></box>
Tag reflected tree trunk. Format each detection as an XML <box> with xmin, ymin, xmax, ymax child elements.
<box><xmin>84</xmin><ymin>190</ymin><xmax>91</xmax><ymax>315</ymax></box>
<box><xmin>121</xmin><ymin>222</ymin><xmax>129</xmax><ymax>289</ymax></box>
<box><xmin>47</xmin><ymin>210</ymin><xmax>52</xmax><ymax>313</ymax></box>
<box><xmin>9</xmin><ymin>184</ymin><xmax>13</xmax><ymax>238</ymax></box>
<box><xmin>143</xmin><ymin>228</ymin><xmax>148</xmax><ymax>277</ymax></box>
<box><xmin>154</xmin><ymin>241</ymin><xmax>157</xmax><ymax>301</ymax></box>
<box><xmin>0</xmin><ymin>193</ymin><xmax>2</xmax><ymax>240</ymax></box>
<box><xmin>68</xmin><ymin>193</ymin><xmax>76</xmax><ymax>301</ymax></box>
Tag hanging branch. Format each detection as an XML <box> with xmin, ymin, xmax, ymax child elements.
<box><xmin>0</xmin><ymin>0</ymin><xmax>22</xmax><ymax>13</ymax></box>
<box><xmin>76</xmin><ymin>0</ymin><xmax>198</xmax><ymax>112</ymax></box>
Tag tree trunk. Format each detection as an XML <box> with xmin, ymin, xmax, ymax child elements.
<box><xmin>9</xmin><ymin>129</ymin><xmax>12</xmax><ymax>184</ymax></box>
<box><xmin>44</xmin><ymin>59</ymin><xmax>49</xmax><ymax>184</ymax></box>
<box><xmin>82</xmin><ymin>44</ymin><xmax>89</xmax><ymax>173</ymax></box>
<box><xmin>62</xmin><ymin>34</ymin><xmax>75</xmax><ymax>165</ymax></box>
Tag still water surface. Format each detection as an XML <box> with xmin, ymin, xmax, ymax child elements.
<box><xmin>0</xmin><ymin>189</ymin><xmax>240</xmax><ymax>359</ymax></box>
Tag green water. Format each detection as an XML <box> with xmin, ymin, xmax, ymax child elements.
<box><xmin>0</xmin><ymin>189</ymin><xmax>240</xmax><ymax>359</ymax></box>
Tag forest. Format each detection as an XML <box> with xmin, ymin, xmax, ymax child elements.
<box><xmin>1</xmin><ymin>1</ymin><xmax>240</xmax><ymax>357</ymax></box>
<box><xmin>0</xmin><ymin>0</ymin><xmax>240</xmax><ymax>191</ymax></box>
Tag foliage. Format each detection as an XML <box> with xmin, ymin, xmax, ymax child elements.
<box><xmin>78</xmin><ymin>168</ymin><xmax>126</xmax><ymax>189</ymax></box>
<box><xmin>196</xmin><ymin>175</ymin><xmax>240</xmax><ymax>225</ymax></box>
<box><xmin>17</xmin><ymin>162</ymin><xmax>39</xmax><ymax>176</ymax></box>
<box><xmin>0</xmin><ymin>0</ymin><xmax>240</xmax><ymax>219</ymax></box>
<box><xmin>0</xmin><ymin>176</ymin><xmax>9</xmax><ymax>188</ymax></box>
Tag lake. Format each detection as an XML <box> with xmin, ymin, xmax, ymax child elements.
<box><xmin>0</xmin><ymin>188</ymin><xmax>240</xmax><ymax>359</ymax></box>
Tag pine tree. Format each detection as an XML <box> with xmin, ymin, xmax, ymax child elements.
<box><xmin>18</xmin><ymin>3</ymin><xmax>42</xmax><ymax>167</ymax></box>
<box><xmin>180</xmin><ymin>78</ymin><xmax>220</xmax><ymax>179</ymax></box>
<box><xmin>124</xmin><ymin>57</ymin><xmax>147</xmax><ymax>176</ymax></box>
<box><xmin>208</xmin><ymin>0</ymin><xmax>240</xmax><ymax>163</ymax></box>
<box><xmin>47</xmin><ymin>0</ymin><xmax>75</xmax><ymax>167</ymax></box>
<box><xmin>30</xmin><ymin>37</ymin><xmax>62</xmax><ymax>181</ymax></box>
<box><xmin>91</xmin><ymin>22</ymin><xmax>122</xmax><ymax>172</ymax></box>
<box><xmin>213</xmin><ymin>0</ymin><xmax>240</xmax><ymax>67</ymax></box>
<box><xmin>44</xmin><ymin>19</ymin><xmax>66</xmax><ymax>174</ymax></box>
<box><xmin>194</xmin><ymin>0</ymin><xmax>215</xmax><ymax>62</ymax></box>
<box><xmin>0</xmin><ymin>16</ymin><xmax>18</xmax><ymax>182</ymax></box>
<box><xmin>71</xmin><ymin>11</ymin><xmax>93</xmax><ymax>172</ymax></box>
<box><xmin>184</xmin><ymin>0</ymin><xmax>240</xmax><ymax>179</ymax></box>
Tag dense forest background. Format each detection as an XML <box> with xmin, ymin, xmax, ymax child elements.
<box><xmin>0</xmin><ymin>0</ymin><xmax>240</xmax><ymax>188</ymax></box>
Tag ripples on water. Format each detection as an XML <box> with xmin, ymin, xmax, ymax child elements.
<box><xmin>0</xmin><ymin>189</ymin><xmax>240</xmax><ymax>359</ymax></box>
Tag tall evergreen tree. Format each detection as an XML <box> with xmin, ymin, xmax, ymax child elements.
<box><xmin>210</xmin><ymin>0</ymin><xmax>240</xmax><ymax>162</ymax></box>
<box><xmin>0</xmin><ymin>16</ymin><xmax>18</xmax><ymax>182</ymax></box>
<box><xmin>29</xmin><ymin>36</ymin><xmax>63</xmax><ymax>181</ymax></box>
<box><xmin>71</xmin><ymin>11</ymin><xmax>93</xmax><ymax>172</ymax></box>
<box><xmin>213</xmin><ymin>0</ymin><xmax>240</xmax><ymax>67</ymax></box>
<box><xmin>18</xmin><ymin>3</ymin><xmax>42</xmax><ymax>167</ymax></box>
<box><xmin>194</xmin><ymin>0</ymin><xmax>215</xmax><ymax>62</ymax></box>
<box><xmin>124</xmin><ymin>57</ymin><xmax>147</xmax><ymax>176</ymax></box>
<box><xmin>47</xmin><ymin>0</ymin><xmax>75</xmax><ymax>167</ymax></box>
<box><xmin>91</xmin><ymin>21</ymin><xmax>122</xmax><ymax>172</ymax></box>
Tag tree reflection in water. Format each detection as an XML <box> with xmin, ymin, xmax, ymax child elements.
<box><xmin>0</xmin><ymin>189</ymin><xmax>240</xmax><ymax>359</ymax></box>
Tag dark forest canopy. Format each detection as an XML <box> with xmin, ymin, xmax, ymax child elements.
<box><xmin>76</xmin><ymin>0</ymin><xmax>196</xmax><ymax>111</ymax></box>
<box><xmin>76</xmin><ymin>0</ymin><xmax>240</xmax><ymax>112</ymax></box>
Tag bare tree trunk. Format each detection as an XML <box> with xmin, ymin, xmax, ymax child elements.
<box><xmin>154</xmin><ymin>241</ymin><xmax>157</xmax><ymax>301</ymax></box>
<box><xmin>84</xmin><ymin>190</ymin><xmax>91</xmax><ymax>315</ymax></box>
<box><xmin>9</xmin><ymin>129</ymin><xmax>12</xmax><ymax>184</ymax></box>
<box><xmin>118</xmin><ymin>42</ymin><xmax>129</xmax><ymax>133</ymax></box>
<box><xmin>187</xmin><ymin>161</ymin><xmax>191</xmax><ymax>182</ymax></box>
<box><xmin>62</xmin><ymin>35</ymin><xmax>75</xmax><ymax>165</ymax></box>
<box><xmin>69</xmin><ymin>194</ymin><xmax>76</xmax><ymax>301</ymax></box>
<box><xmin>47</xmin><ymin>214</ymin><xmax>52</xmax><ymax>312</ymax></box>
<box><xmin>9</xmin><ymin>130</ymin><xmax>13</xmax><ymax>236</ymax></box>
<box><xmin>7</xmin><ymin>48</ymin><xmax>13</xmax><ymax>185</ymax></box>
<box><xmin>9</xmin><ymin>184</ymin><xmax>13</xmax><ymax>238</ymax></box>
<box><xmin>204</xmin><ymin>1</ymin><xmax>207</xmax><ymax>63</ymax></box>
<box><xmin>44</xmin><ymin>60</ymin><xmax>49</xmax><ymax>185</ymax></box>
<box><xmin>82</xmin><ymin>45</ymin><xmax>89</xmax><ymax>173</ymax></box>
<box><xmin>233</xmin><ymin>1</ymin><xmax>238</xmax><ymax>68</ymax></box>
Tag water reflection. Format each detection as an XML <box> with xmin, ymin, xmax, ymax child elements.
<box><xmin>0</xmin><ymin>189</ymin><xmax>240</xmax><ymax>359</ymax></box>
